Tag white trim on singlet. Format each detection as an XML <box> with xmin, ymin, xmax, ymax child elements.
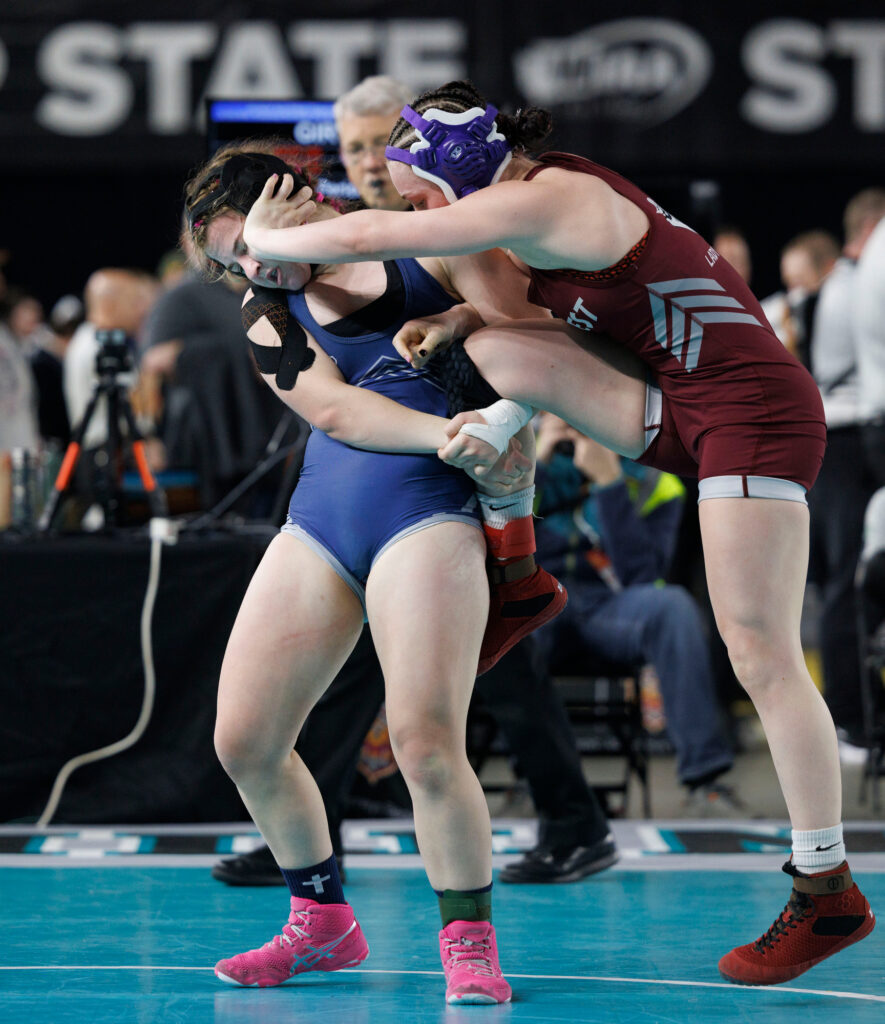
<box><xmin>643</xmin><ymin>376</ymin><xmax>662</xmax><ymax>452</ymax></box>
<box><xmin>371</xmin><ymin>513</ymin><xmax>482</xmax><ymax>570</ymax></box>
<box><xmin>698</xmin><ymin>475</ymin><xmax>807</xmax><ymax>504</ymax></box>
<box><xmin>280</xmin><ymin>519</ymin><xmax>367</xmax><ymax>609</ymax></box>
<box><xmin>281</xmin><ymin>513</ymin><xmax>482</xmax><ymax>618</ymax></box>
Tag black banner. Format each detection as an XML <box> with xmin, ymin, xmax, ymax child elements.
<box><xmin>1</xmin><ymin>1</ymin><xmax>884</xmax><ymax>171</ymax></box>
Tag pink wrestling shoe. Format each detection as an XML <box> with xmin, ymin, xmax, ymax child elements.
<box><xmin>439</xmin><ymin>920</ymin><xmax>512</xmax><ymax>1004</ymax></box>
<box><xmin>215</xmin><ymin>896</ymin><xmax>369</xmax><ymax>987</ymax></box>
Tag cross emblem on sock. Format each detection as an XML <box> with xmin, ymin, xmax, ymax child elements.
<box><xmin>303</xmin><ymin>872</ymin><xmax>331</xmax><ymax>893</ymax></box>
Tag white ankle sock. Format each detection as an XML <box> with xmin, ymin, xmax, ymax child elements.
<box><xmin>477</xmin><ymin>486</ymin><xmax>535</xmax><ymax>529</ymax></box>
<box><xmin>791</xmin><ymin>823</ymin><xmax>845</xmax><ymax>874</ymax></box>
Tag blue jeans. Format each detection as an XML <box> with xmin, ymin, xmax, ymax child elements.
<box><xmin>535</xmin><ymin>581</ymin><xmax>733</xmax><ymax>785</ymax></box>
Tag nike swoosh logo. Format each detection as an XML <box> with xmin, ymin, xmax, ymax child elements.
<box><xmin>814</xmin><ymin>842</ymin><xmax>840</xmax><ymax>851</ymax></box>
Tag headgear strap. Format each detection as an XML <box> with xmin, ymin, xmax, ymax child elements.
<box><xmin>385</xmin><ymin>104</ymin><xmax>512</xmax><ymax>203</ymax></box>
<box><xmin>241</xmin><ymin>286</ymin><xmax>315</xmax><ymax>391</ymax></box>
<box><xmin>187</xmin><ymin>152</ymin><xmax>309</xmax><ymax>232</ymax></box>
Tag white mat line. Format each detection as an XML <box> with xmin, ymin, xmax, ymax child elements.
<box><xmin>1</xmin><ymin>966</ymin><xmax>882</xmax><ymax>1002</ymax></box>
<box><xmin>2</xmin><ymin>854</ymin><xmax>885</xmax><ymax>871</ymax></box>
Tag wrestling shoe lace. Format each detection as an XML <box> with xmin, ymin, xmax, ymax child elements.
<box><xmin>442</xmin><ymin>933</ymin><xmax>496</xmax><ymax>976</ymax></box>
<box><xmin>273</xmin><ymin>908</ymin><xmax>312</xmax><ymax>949</ymax></box>
<box><xmin>753</xmin><ymin>889</ymin><xmax>813</xmax><ymax>952</ymax></box>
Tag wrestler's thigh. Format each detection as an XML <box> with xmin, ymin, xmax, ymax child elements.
<box><xmin>699</xmin><ymin>497</ymin><xmax>809</xmax><ymax>653</ymax></box>
<box><xmin>217</xmin><ymin>532</ymin><xmax>364</xmax><ymax>752</ymax></box>
<box><xmin>464</xmin><ymin>319</ymin><xmax>648</xmax><ymax>457</ymax></box>
<box><xmin>365</xmin><ymin>522</ymin><xmax>488</xmax><ymax>729</ymax></box>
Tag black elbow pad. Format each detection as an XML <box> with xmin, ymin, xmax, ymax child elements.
<box><xmin>241</xmin><ymin>286</ymin><xmax>315</xmax><ymax>390</ymax></box>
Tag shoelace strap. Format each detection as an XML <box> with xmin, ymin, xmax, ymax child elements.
<box><xmin>788</xmin><ymin>864</ymin><xmax>853</xmax><ymax>896</ymax></box>
<box><xmin>272</xmin><ymin>909</ymin><xmax>313</xmax><ymax>948</ymax></box>
<box><xmin>443</xmin><ymin>936</ymin><xmax>496</xmax><ymax>976</ymax></box>
<box><xmin>488</xmin><ymin>554</ymin><xmax>535</xmax><ymax>585</ymax></box>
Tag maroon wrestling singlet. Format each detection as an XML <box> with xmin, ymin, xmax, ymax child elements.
<box><xmin>525</xmin><ymin>152</ymin><xmax>826</xmax><ymax>491</ymax></box>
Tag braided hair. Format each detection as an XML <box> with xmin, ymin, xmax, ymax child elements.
<box><xmin>387</xmin><ymin>80</ymin><xmax>553</xmax><ymax>157</ymax></box>
<box><xmin>433</xmin><ymin>339</ymin><xmax>502</xmax><ymax>416</ymax></box>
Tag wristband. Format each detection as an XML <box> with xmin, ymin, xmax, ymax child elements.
<box><xmin>458</xmin><ymin>399</ymin><xmax>534</xmax><ymax>455</ymax></box>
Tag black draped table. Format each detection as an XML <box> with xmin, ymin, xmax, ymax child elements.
<box><xmin>0</xmin><ymin>525</ymin><xmax>276</xmax><ymax>824</ymax></box>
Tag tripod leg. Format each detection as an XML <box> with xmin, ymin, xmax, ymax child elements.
<box><xmin>119</xmin><ymin>400</ymin><xmax>168</xmax><ymax>518</ymax></box>
<box><xmin>38</xmin><ymin>389</ymin><xmax>104</xmax><ymax>532</ymax></box>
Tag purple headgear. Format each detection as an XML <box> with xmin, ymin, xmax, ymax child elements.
<box><xmin>385</xmin><ymin>104</ymin><xmax>512</xmax><ymax>203</ymax></box>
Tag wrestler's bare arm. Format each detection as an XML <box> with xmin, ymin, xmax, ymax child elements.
<box><xmin>243</xmin><ymin>291</ymin><xmax>448</xmax><ymax>453</ymax></box>
<box><xmin>244</xmin><ymin>170</ymin><xmax>646</xmax><ymax>273</ymax></box>
<box><xmin>393</xmin><ymin>249</ymin><xmax>551</xmax><ymax>367</ymax></box>
<box><xmin>245</xmin><ymin>173</ymin><xmax>549</xmax><ymax>264</ymax></box>
<box><xmin>242</xmin><ymin>289</ymin><xmax>530</xmax><ymax>481</ymax></box>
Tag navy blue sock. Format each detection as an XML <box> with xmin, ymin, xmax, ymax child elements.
<box><xmin>280</xmin><ymin>855</ymin><xmax>345</xmax><ymax>905</ymax></box>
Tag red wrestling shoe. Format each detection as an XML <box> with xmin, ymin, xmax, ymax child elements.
<box><xmin>478</xmin><ymin>556</ymin><xmax>567</xmax><ymax>675</ymax></box>
<box><xmin>718</xmin><ymin>861</ymin><xmax>875</xmax><ymax>986</ymax></box>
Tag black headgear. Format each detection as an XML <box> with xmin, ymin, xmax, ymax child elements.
<box><xmin>187</xmin><ymin>152</ymin><xmax>307</xmax><ymax>231</ymax></box>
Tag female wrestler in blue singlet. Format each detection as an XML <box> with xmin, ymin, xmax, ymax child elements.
<box><xmin>282</xmin><ymin>257</ymin><xmax>480</xmax><ymax>601</ymax></box>
<box><xmin>182</xmin><ymin>140</ymin><xmax>551</xmax><ymax>1005</ymax></box>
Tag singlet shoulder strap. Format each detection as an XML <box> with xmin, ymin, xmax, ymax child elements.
<box><xmin>321</xmin><ymin>261</ymin><xmax>406</xmax><ymax>337</ymax></box>
<box><xmin>524</xmin><ymin>151</ymin><xmax>604</xmax><ymax>181</ymax></box>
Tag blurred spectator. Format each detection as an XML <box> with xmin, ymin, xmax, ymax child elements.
<box><xmin>140</xmin><ymin>240</ymin><xmax>283</xmax><ymax>513</ymax></box>
<box><xmin>333</xmin><ymin>74</ymin><xmax>620</xmax><ymax>867</ymax></box>
<box><xmin>808</xmin><ymin>188</ymin><xmax>885</xmax><ymax>758</ymax></box>
<box><xmin>531</xmin><ymin>414</ymin><xmax>740</xmax><ymax>813</ymax></box>
<box><xmin>330</xmin><ymin>77</ymin><xmax>624</xmax><ymax>867</ymax></box>
<box><xmin>334</xmin><ymin>75</ymin><xmax>413</xmax><ymax>211</ymax></box>
<box><xmin>29</xmin><ymin>294</ymin><xmax>84</xmax><ymax>447</ymax></box>
<box><xmin>213</xmin><ymin>77</ymin><xmax>618</xmax><ymax>889</ymax></box>
<box><xmin>0</xmin><ymin>305</ymin><xmax>39</xmax><ymax>453</ymax></box>
<box><xmin>5</xmin><ymin>289</ymin><xmax>53</xmax><ymax>357</ymax></box>
<box><xmin>64</xmin><ymin>268</ymin><xmax>158</xmax><ymax>450</ymax></box>
<box><xmin>761</xmin><ymin>230</ymin><xmax>839</xmax><ymax>360</ymax></box>
<box><xmin>155</xmin><ymin>247</ymin><xmax>190</xmax><ymax>289</ymax></box>
<box><xmin>712</xmin><ymin>226</ymin><xmax>752</xmax><ymax>285</ymax></box>
<box><xmin>855</xmin><ymin>201</ymin><xmax>885</xmax><ymax>489</ymax></box>
<box><xmin>62</xmin><ymin>268</ymin><xmax>160</xmax><ymax>525</ymax></box>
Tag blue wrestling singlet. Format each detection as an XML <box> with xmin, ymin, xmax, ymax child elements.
<box><xmin>282</xmin><ymin>258</ymin><xmax>481</xmax><ymax>607</ymax></box>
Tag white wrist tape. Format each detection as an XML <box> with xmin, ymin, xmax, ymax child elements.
<box><xmin>458</xmin><ymin>400</ymin><xmax>534</xmax><ymax>455</ymax></box>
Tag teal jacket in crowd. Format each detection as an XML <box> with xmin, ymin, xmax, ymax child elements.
<box><xmin>534</xmin><ymin>454</ymin><xmax>686</xmax><ymax>596</ymax></box>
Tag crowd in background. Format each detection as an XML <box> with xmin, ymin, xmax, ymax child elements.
<box><xmin>712</xmin><ymin>193</ymin><xmax>885</xmax><ymax>760</ymax></box>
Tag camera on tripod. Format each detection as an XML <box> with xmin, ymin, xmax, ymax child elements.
<box><xmin>38</xmin><ymin>326</ymin><xmax>167</xmax><ymax>531</ymax></box>
<box><xmin>94</xmin><ymin>327</ymin><xmax>134</xmax><ymax>378</ymax></box>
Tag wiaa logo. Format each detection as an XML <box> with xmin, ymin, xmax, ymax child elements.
<box><xmin>514</xmin><ymin>18</ymin><xmax>712</xmax><ymax>127</ymax></box>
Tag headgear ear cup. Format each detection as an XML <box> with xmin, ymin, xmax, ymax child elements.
<box><xmin>385</xmin><ymin>105</ymin><xmax>512</xmax><ymax>202</ymax></box>
<box><xmin>241</xmin><ymin>286</ymin><xmax>315</xmax><ymax>391</ymax></box>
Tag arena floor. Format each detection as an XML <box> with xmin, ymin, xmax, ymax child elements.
<box><xmin>1</xmin><ymin>820</ymin><xmax>883</xmax><ymax>1024</ymax></box>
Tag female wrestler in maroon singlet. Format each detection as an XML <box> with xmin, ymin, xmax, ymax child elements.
<box><xmin>240</xmin><ymin>81</ymin><xmax>874</xmax><ymax>986</ymax></box>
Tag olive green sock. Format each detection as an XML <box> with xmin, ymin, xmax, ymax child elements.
<box><xmin>437</xmin><ymin>886</ymin><xmax>492</xmax><ymax>928</ymax></box>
